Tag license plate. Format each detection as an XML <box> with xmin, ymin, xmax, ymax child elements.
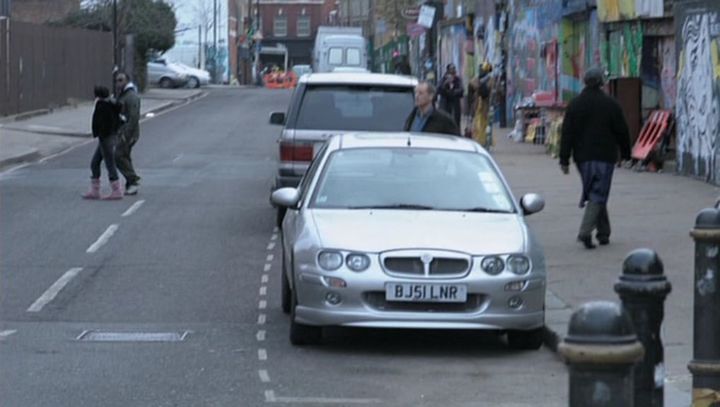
<box><xmin>385</xmin><ymin>283</ymin><xmax>467</xmax><ymax>303</ymax></box>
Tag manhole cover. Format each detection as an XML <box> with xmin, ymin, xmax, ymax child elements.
<box><xmin>76</xmin><ymin>331</ymin><xmax>190</xmax><ymax>342</ymax></box>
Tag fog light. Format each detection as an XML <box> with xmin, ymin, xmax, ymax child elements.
<box><xmin>322</xmin><ymin>276</ymin><xmax>347</xmax><ymax>288</ymax></box>
<box><xmin>505</xmin><ymin>281</ymin><xmax>526</xmax><ymax>292</ymax></box>
<box><xmin>325</xmin><ymin>292</ymin><xmax>342</xmax><ymax>305</ymax></box>
<box><xmin>508</xmin><ymin>296</ymin><xmax>524</xmax><ymax>309</ymax></box>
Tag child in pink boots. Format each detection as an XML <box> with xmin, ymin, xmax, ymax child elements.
<box><xmin>82</xmin><ymin>85</ymin><xmax>123</xmax><ymax>200</ymax></box>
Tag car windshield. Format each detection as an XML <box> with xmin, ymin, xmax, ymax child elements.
<box><xmin>310</xmin><ymin>148</ymin><xmax>516</xmax><ymax>212</ymax></box>
<box><xmin>295</xmin><ymin>85</ymin><xmax>414</xmax><ymax>131</ymax></box>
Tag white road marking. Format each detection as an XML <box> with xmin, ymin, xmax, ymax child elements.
<box><xmin>267</xmin><ymin>242</ymin><xmax>276</xmax><ymax>251</ymax></box>
<box><xmin>259</xmin><ymin>286</ymin><xmax>267</xmax><ymax>296</ymax></box>
<box><xmin>121</xmin><ymin>200</ymin><xmax>145</xmax><ymax>217</ymax></box>
<box><xmin>258</xmin><ymin>348</ymin><xmax>267</xmax><ymax>361</ymax></box>
<box><xmin>256</xmin><ymin>330</ymin><xmax>266</xmax><ymax>341</ymax></box>
<box><xmin>172</xmin><ymin>154</ymin><xmax>184</xmax><ymax>163</ymax></box>
<box><xmin>273</xmin><ymin>227</ymin><xmax>279</xmax><ymax>233</ymax></box>
<box><xmin>271</xmin><ymin>234</ymin><xmax>278</xmax><ymax>241</ymax></box>
<box><xmin>86</xmin><ymin>224</ymin><xmax>119</xmax><ymax>253</ymax></box>
<box><xmin>261</xmin><ymin>275</ymin><xmax>269</xmax><ymax>284</ymax></box>
<box><xmin>264</xmin><ymin>264</ymin><xmax>272</xmax><ymax>272</ymax></box>
<box><xmin>27</xmin><ymin>268</ymin><xmax>83</xmax><ymax>312</ymax></box>
<box><xmin>266</xmin><ymin>254</ymin><xmax>274</xmax><ymax>262</ymax></box>
<box><xmin>0</xmin><ymin>330</ymin><xmax>17</xmax><ymax>340</ymax></box>
<box><xmin>265</xmin><ymin>390</ymin><xmax>277</xmax><ymax>402</ymax></box>
<box><xmin>259</xmin><ymin>369</ymin><xmax>271</xmax><ymax>383</ymax></box>
<box><xmin>257</xmin><ymin>314</ymin><xmax>266</xmax><ymax>325</ymax></box>
<box><xmin>259</xmin><ymin>300</ymin><xmax>267</xmax><ymax>310</ymax></box>
<box><xmin>264</xmin><ymin>391</ymin><xmax>382</xmax><ymax>404</ymax></box>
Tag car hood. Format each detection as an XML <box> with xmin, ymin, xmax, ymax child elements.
<box><xmin>309</xmin><ymin>210</ymin><xmax>526</xmax><ymax>254</ymax></box>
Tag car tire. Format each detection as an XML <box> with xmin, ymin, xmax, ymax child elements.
<box><xmin>188</xmin><ymin>76</ymin><xmax>200</xmax><ymax>89</ymax></box>
<box><xmin>507</xmin><ymin>328</ymin><xmax>545</xmax><ymax>350</ymax></box>
<box><xmin>289</xmin><ymin>287</ymin><xmax>322</xmax><ymax>346</ymax></box>
<box><xmin>281</xmin><ymin>250</ymin><xmax>291</xmax><ymax>314</ymax></box>
<box><xmin>159</xmin><ymin>77</ymin><xmax>173</xmax><ymax>88</ymax></box>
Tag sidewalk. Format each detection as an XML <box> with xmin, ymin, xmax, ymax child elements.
<box><xmin>491</xmin><ymin>127</ymin><xmax>719</xmax><ymax>404</ymax></box>
<box><xmin>0</xmin><ymin>88</ymin><xmax>205</xmax><ymax>169</ymax></box>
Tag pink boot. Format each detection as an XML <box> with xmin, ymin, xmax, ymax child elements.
<box><xmin>102</xmin><ymin>180</ymin><xmax>123</xmax><ymax>200</ymax></box>
<box><xmin>82</xmin><ymin>178</ymin><xmax>101</xmax><ymax>199</ymax></box>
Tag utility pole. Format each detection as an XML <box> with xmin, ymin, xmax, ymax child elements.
<box><xmin>213</xmin><ymin>0</ymin><xmax>218</xmax><ymax>83</ymax></box>
<box><xmin>254</xmin><ymin>0</ymin><xmax>260</xmax><ymax>85</ymax></box>
<box><xmin>198</xmin><ymin>25</ymin><xmax>202</xmax><ymax>69</ymax></box>
<box><xmin>112</xmin><ymin>0</ymin><xmax>118</xmax><ymax>92</ymax></box>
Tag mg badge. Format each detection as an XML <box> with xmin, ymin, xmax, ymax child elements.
<box><xmin>421</xmin><ymin>253</ymin><xmax>433</xmax><ymax>264</ymax></box>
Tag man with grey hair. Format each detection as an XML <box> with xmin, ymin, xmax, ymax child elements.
<box><xmin>404</xmin><ymin>81</ymin><xmax>460</xmax><ymax>136</ymax></box>
<box><xmin>560</xmin><ymin>68</ymin><xmax>631</xmax><ymax>249</ymax></box>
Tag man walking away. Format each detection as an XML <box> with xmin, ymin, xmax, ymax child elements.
<box><xmin>438</xmin><ymin>63</ymin><xmax>463</xmax><ymax>127</ymax></box>
<box><xmin>559</xmin><ymin>68</ymin><xmax>631</xmax><ymax>249</ymax></box>
<box><xmin>404</xmin><ymin>81</ymin><xmax>460</xmax><ymax>136</ymax></box>
<box><xmin>115</xmin><ymin>72</ymin><xmax>142</xmax><ymax>195</ymax></box>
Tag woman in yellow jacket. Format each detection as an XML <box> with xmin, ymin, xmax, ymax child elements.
<box><xmin>468</xmin><ymin>62</ymin><xmax>494</xmax><ymax>148</ymax></box>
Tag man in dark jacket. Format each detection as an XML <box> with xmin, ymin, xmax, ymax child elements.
<box><xmin>438</xmin><ymin>63</ymin><xmax>463</xmax><ymax>126</ymax></box>
<box><xmin>404</xmin><ymin>81</ymin><xmax>460</xmax><ymax>136</ymax></box>
<box><xmin>115</xmin><ymin>72</ymin><xmax>142</xmax><ymax>195</ymax></box>
<box><xmin>560</xmin><ymin>68</ymin><xmax>631</xmax><ymax>249</ymax></box>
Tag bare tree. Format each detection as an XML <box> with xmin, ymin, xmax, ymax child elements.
<box><xmin>192</xmin><ymin>0</ymin><xmax>214</xmax><ymax>45</ymax></box>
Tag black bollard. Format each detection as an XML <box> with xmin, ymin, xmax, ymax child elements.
<box><xmin>615</xmin><ymin>249</ymin><xmax>672</xmax><ymax>407</ymax></box>
<box><xmin>689</xmin><ymin>208</ymin><xmax>720</xmax><ymax>405</ymax></box>
<box><xmin>559</xmin><ymin>301</ymin><xmax>644</xmax><ymax>407</ymax></box>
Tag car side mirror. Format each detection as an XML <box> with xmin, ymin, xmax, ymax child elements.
<box><xmin>520</xmin><ymin>193</ymin><xmax>545</xmax><ymax>216</ymax></box>
<box><xmin>269</xmin><ymin>112</ymin><xmax>286</xmax><ymax>126</ymax></box>
<box><xmin>271</xmin><ymin>187</ymin><xmax>300</xmax><ymax>208</ymax></box>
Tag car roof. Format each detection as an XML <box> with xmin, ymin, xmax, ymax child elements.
<box><xmin>329</xmin><ymin>133</ymin><xmax>485</xmax><ymax>155</ymax></box>
<box><xmin>300</xmin><ymin>72</ymin><xmax>418</xmax><ymax>87</ymax></box>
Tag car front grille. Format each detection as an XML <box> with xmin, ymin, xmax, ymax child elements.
<box><xmin>382</xmin><ymin>255</ymin><xmax>471</xmax><ymax>278</ymax></box>
<box><xmin>363</xmin><ymin>292</ymin><xmax>485</xmax><ymax>313</ymax></box>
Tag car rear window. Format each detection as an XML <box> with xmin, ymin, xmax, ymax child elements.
<box><xmin>295</xmin><ymin>85</ymin><xmax>415</xmax><ymax>131</ymax></box>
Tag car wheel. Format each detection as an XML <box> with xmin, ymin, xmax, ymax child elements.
<box><xmin>289</xmin><ymin>287</ymin><xmax>321</xmax><ymax>346</ymax></box>
<box><xmin>159</xmin><ymin>77</ymin><xmax>173</xmax><ymax>88</ymax></box>
<box><xmin>188</xmin><ymin>76</ymin><xmax>200</xmax><ymax>88</ymax></box>
<box><xmin>281</xmin><ymin>250</ymin><xmax>291</xmax><ymax>314</ymax></box>
<box><xmin>276</xmin><ymin>207</ymin><xmax>287</xmax><ymax>229</ymax></box>
<box><xmin>507</xmin><ymin>327</ymin><xmax>545</xmax><ymax>350</ymax></box>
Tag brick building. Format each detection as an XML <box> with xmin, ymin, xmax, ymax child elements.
<box><xmin>10</xmin><ymin>0</ymin><xmax>79</xmax><ymax>24</ymax></box>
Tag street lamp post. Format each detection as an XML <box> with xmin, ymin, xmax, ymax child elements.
<box><xmin>112</xmin><ymin>0</ymin><xmax>118</xmax><ymax>92</ymax></box>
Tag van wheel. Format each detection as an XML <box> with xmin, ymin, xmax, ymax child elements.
<box><xmin>507</xmin><ymin>328</ymin><xmax>545</xmax><ymax>350</ymax></box>
<box><xmin>289</xmin><ymin>289</ymin><xmax>322</xmax><ymax>346</ymax></box>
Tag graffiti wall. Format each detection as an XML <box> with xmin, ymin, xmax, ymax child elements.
<box><xmin>597</xmin><ymin>0</ymin><xmax>663</xmax><ymax>22</ymax></box>
<box><xmin>601</xmin><ymin>22</ymin><xmax>643</xmax><ymax>77</ymax></box>
<box><xmin>675</xmin><ymin>1</ymin><xmax>720</xmax><ymax>182</ymax></box>
<box><xmin>559</xmin><ymin>11</ymin><xmax>601</xmax><ymax>102</ymax></box>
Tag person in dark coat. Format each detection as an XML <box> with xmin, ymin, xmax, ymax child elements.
<box><xmin>404</xmin><ymin>81</ymin><xmax>460</xmax><ymax>136</ymax></box>
<box><xmin>560</xmin><ymin>67</ymin><xmax>631</xmax><ymax>249</ymax></box>
<box><xmin>114</xmin><ymin>72</ymin><xmax>142</xmax><ymax>195</ymax></box>
<box><xmin>82</xmin><ymin>85</ymin><xmax>123</xmax><ymax>200</ymax></box>
<box><xmin>437</xmin><ymin>63</ymin><xmax>463</xmax><ymax>126</ymax></box>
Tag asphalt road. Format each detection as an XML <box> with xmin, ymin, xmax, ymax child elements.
<box><xmin>0</xmin><ymin>88</ymin><xmax>567</xmax><ymax>406</ymax></box>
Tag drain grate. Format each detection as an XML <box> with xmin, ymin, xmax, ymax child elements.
<box><xmin>76</xmin><ymin>331</ymin><xmax>190</xmax><ymax>342</ymax></box>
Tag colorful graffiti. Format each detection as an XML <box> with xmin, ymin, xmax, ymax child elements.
<box><xmin>602</xmin><ymin>22</ymin><xmax>642</xmax><ymax>78</ymax></box>
<box><xmin>559</xmin><ymin>12</ymin><xmax>601</xmax><ymax>102</ymax></box>
<box><xmin>675</xmin><ymin>1</ymin><xmax>720</xmax><ymax>182</ymax></box>
<box><xmin>597</xmin><ymin>0</ymin><xmax>663</xmax><ymax>22</ymax></box>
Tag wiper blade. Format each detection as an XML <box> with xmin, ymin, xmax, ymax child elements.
<box><xmin>349</xmin><ymin>204</ymin><xmax>435</xmax><ymax>210</ymax></box>
<box><xmin>460</xmin><ymin>207</ymin><xmax>514</xmax><ymax>214</ymax></box>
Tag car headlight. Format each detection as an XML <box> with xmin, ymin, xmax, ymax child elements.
<box><xmin>507</xmin><ymin>255</ymin><xmax>531</xmax><ymax>275</ymax></box>
<box><xmin>481</xmin><ymin>256</ymin><xmax>505</xmax><ymax>275</ymax></box>
<box><xmin>346</xmin><ymin>253</ymin><xmax>370</xmax><ymax>272</ymax></box>
<box><xmin>318</xmin><ymin>251</ymin><xmax>343</xmax><ymax>271</ymax></box>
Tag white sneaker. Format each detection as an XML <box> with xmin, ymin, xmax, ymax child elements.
<box><xmin>125</xmin><ymin>184</ymin><xmax>139</xmax><ymax>195</ymax></box>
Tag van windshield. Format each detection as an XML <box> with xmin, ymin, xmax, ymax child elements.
<box><xmin>295</xmin><ymin>85</ymin><xmax>415</xmax><ymax>131</ymax></box>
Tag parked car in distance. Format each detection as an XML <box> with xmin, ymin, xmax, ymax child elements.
<box><xmin>268</xmin><ymin>72</ymin><xmax>418</xmax><ymax>226</ymax></box>
<box><xmin>271</xmin><ymin>132</ymin><xmax>547</xmax><ymax>348</ymax></box>
<box><xmin>172</xmin><ymin>62</ymin><xmax>210</xmax><ymax>88</ymax></box>
<box><xmin>291</xmin><ymin>64</ymin><xmax>312</xmax><ymax>78</ymax></box>
<box><xmin>147</xmin><ymin>59</ymin><xmax>189</xmax><ymax>88</ymax></box>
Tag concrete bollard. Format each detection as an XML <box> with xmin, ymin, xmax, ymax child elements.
<box><xmin>559</xmin><ymin>301</ymin><xmax>645</xmax><ymax>407</ymax></box>
<box><xmin>689</xmin><ymin>208</ymin><xmax>720</xmax><ymax>406</ymax></box>
<box><xmin>615</xmin><ymin>249</ymin><xmax>672</xmax><ymax>407</ymax></box>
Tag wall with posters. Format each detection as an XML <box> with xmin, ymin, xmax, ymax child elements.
<box><xmin>675</xmin><ymin>0</ymin><xmax>720</xmax><ymax>183</ymax></box>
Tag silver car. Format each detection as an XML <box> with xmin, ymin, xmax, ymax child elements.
<box><xmin>271</xmin><ymin>133</ymin><xmax>547</xmax><ymax>348</ymax></box>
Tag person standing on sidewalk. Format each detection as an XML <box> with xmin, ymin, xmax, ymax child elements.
<box><xmin>559</xmin><ymin>68</ymin><xmax>631</xmax><ymax>249</ymax></box>
<box><xmin>467</xmin><ymin>62</ymin><xmax>494</xmax><ymax>147</ymax></box>
<box><xmin>404</xmin><ymin>81</ymin><xmax>460</xmax><ymax>136</ymax></box>
<box><xmin>115</xmin><ymin>72</ymin><xmax>142</xmax><ymax>195</ymax></box>
<box><xmin>82</xmin><ymin>86</ymin><xmax>123</xmax><ymax>200</ymax></box>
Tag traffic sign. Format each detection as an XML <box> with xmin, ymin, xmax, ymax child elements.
<box><xmin>418</xmin><ymin>5</ymin><xmax>436</xmax><ymax>29</ymax></box>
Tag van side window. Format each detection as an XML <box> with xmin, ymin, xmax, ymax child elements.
<box><xmin>346</xmin><ymin>48</ymin><xmax>361</xmax><ymax>66</ymax></box>
<box><xmin>328</xmin><ymin>48</ymin><xmax>343</xmax><ymax>65</ymax></box>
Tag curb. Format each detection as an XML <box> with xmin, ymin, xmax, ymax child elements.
<box><xmin>0</xmin><ymin>148</ymin><xmax>41</xmax><ymax>169</ymax></box>
<box><xmin>0</xmin><ymin>108</ymin><xmax>52</xmax><ymax>124</ymax></box>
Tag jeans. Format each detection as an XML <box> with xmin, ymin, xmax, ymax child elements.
<box><xmin>90</xmin><ymin>135</ymin><xmax>119</xmax><ymax>181</ymax></box>
<box><xmin>116</xmin><ymin>135</ymin><xmax>140</xmax><ymax>187</ymax></box>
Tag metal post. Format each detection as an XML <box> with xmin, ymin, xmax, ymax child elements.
<box><xmin>614</xmin><ymin>249</ymin><xmax>672</xmax><ymax>407</ymax></box>
<box><xmin>198</xmin><ymin>25</ymin><xmax>202</xmax><ymax>69</ymax></box>
<box><xmin>213</xmin><ymin>0</ymin><xmax>217</xmax><ymax>83</ymax></box>
<box><xmin>559</xmin><ymin>301</ymin><xmax>645</xmax><ymax>407</ymax></box>
<box><xmin>689</xmin><ymin>208</ymin><xmax>720</xmax><ymax>405</ymax></box>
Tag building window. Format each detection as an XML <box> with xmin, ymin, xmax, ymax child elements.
<box><xmin>297</xmin><ymin>15</ymin><xmax>311</xmax><ymax>37</ymax></box>
<box><xmin>274</xmin><ymin>16</ymin><xmax>287</xmax><ymax>37</ymax></box>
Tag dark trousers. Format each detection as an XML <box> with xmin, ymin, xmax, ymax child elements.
<box><xmin>441</xmin><ymin>99</ymin><xmax>462</xmax><ymax>127</ymax></box>
<box><xmin>579</xmin><ymin>201</ymin><xmax>611</xmax><ymax>240</ymax></box>
<box><xmin>116</xmin><ymin>135</ymin><xmax>140</xmax><ymax>187</ymax></box>
<box><xmin>576</xmin><ymin>161</ymin><xmax>615</xmax><ymax>240</ymax></box>
<box><xmin>90</xmin><ymin>135</ymin><xmax>119</xmax><ymax>182</ymax></box>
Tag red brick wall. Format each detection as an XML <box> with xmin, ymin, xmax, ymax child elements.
<box><xmin>11</xmin><ymin>0</ymin><xmax>79</xmax><ymax>24</ymax></box>
<box><xmin>260</xmin><ymin>3</ymin><xmax>323</xmax><ymax>40</ymax></box>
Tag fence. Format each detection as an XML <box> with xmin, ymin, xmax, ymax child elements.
<box><xmin>0</xmin><ymin>19</ymin><xmax>112</xmax><ymax>117</ymax></box>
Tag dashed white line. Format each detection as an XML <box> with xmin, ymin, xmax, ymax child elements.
<box><xmin>258</xmin><ymin>348</ymin><xmax>268</xmax><ymax>361</ymax></box>
<box><xmin>256</xmin><ymin>330</ymin><xmax>266</xmax><ymax>341</ymax></box>
<box><xmin>271</xmin><ymin>234</ymin><xmax>278</xmax><ymax>241</ymax></box>
<box><xmin>266</xmin><ymin>254</ymin><xmax>274</xmax><ymax>262</ymax></box>
<box><xmin>261</xmin><ymin>275</ymin><xmax>269</xmax><ymax>284</ymax></box>
<box><xmin>172</xmin><ymin>153</ymin><xmax>184</xmax><ymax>163</ymax></box>
<box><xmin>86</xmin><ymin>224</ymin><xmax>119</xmax><ymax>253</ymax></box>
<box><xmin>267</xmin><ymin>242</ymin><xmax>276</xmax><ymax>251</ymax></box>
<box><xmin>264</xmin><ymin>391</ymin><xmax>382</xmax><ymax>404</ymax></box>
<box><xmin>259</xmin><ymin>286</ymin><xmax>267</xmax><ymax>296</ymax></box>
<box><xmin>121</xmin><ymin>200</ymin><xmax>146</xmax><ymax>217</ymax></box>
<box><xmin>0</xmin><ymin>330</ymin><xmax>17</xmax><ymax>340</ymax></box>
<box><xmin>273</xmin><ymin>227</ymin><xmax>279</xmax><ymax>233</ymax></box>
<box><xmin>259</xmin><ymin>369</ymin><xmax>271</xmax><ymax>383</ymax></box>
<box><xmin>264</xmin><ymin>264</ymin><xmax>272</xmax><ymax>272</ymax></box>
<box><xmin>259</xmin><ymin>300</ymin><xmax>267</xmax><ymax>310</ymax></box>
<box><xmin>27</xmin><ymin>268</ymin><xmax>83</xmax><ymax>312</ymax></box>
<box><xmin>257</xmin><ymin>314</ymin><xmax>267</xmax><ymax>325</ymax></box>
